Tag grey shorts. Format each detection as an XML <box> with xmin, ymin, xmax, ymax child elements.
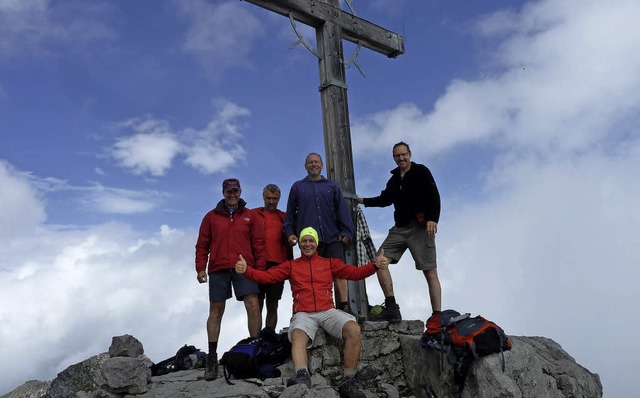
<box><xmin>208</xmin><ymin>269</ymin><xmax>260</xmax><ymax>302</ymax></box>
<box><xmin>288</xmin><ymin>308</ymin><xmax>356</xmax><ymax>347</ymax></box>
<box><xmin>380</xmin><ymin>221</ymin><xmax>437</xmax><ymax>271</ymax></box>
<box><xmin>317</xmin><ymin>241</ymin><xmax>346</xmax><ymax>261</ymax></box>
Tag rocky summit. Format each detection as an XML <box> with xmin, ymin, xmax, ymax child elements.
<box><xmin>2</xmin><ymin>320</ymin><xmax>602</xmax><ymax>398</ymax></box>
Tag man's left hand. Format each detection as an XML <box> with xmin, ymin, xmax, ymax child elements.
<box><xmin>339</xmin><ymin>236</ymin><xmax>350</xmax><ymax>245</ymax></box>
<box><xmin>426</xmin><ymin>221</ymin><xmax>438</xmax><ymax>236</ymax></box>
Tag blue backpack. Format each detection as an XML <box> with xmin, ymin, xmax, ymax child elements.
<box><xmin>220</xmin><ymin>328</ymin><xmax>291</xmax><ymax>384</ymax></box>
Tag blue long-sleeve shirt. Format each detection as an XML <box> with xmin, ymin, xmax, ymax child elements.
<box><xmin>283</xmin><ymin>176</ymin><xmax>354</xmax><ymax>244</ymax></box>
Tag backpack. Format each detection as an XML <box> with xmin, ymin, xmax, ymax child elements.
<box><xmin>422</xmin><ymin>310</ymin><xmax>512</xmax><ymax>392</ymax></box>
<box><xmin>220</xmin><ymin>328</ymin><xmax>292</xmax><ymax>384</ymax></box>
<box><xmin>150</xmin><ymin>344</ymin><xmax>206</xmax><ymax>376</ymax></box>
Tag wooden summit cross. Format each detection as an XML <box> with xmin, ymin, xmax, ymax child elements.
<box><xmin>243</xmin><ymin>0</ymin><xmax>405</xmax><ymax>319</ymax></box>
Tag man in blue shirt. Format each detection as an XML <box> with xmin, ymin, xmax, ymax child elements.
<box><xmin>283</xmin><ymin>153</ymin><xmax>355</xmax><ymax>313</ymax></box>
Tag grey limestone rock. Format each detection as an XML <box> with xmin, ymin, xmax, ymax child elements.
<box><xmin>5</xmin><ymin>320</ymin><xmax>602</xmax><ymax>398</ymax></box>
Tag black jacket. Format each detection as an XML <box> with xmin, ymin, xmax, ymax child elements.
<box><xmin>363</xmin><ymin>162</ymin><xmax>440</xmax><ymax>226</ymax></box>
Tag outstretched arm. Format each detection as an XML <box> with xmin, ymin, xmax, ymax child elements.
<box><xmin>236</xmin><ymin>254</ymin><xmax>291</xmax><ymax>284</ymax></box>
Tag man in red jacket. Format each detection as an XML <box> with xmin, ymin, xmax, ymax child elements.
<box><xmin>195</xmin><ymin>178</ymin><xmax>266</xmax><ymax>381</ymax></box>
<box><xmin>236</xmin><ymin>226</ymin><xmax>389</xmax><ymax>398</ymax></box>
<box><xmin>253</xmin><ymin>184</ymin><xmax>294</xmax><ymax>332</ymax></box>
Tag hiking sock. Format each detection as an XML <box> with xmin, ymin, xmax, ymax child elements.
<box><xmin>208</xmin><ymin>341</ymin><xmax>218</xmax><ymax>356</ymax></box>
<box><xmin>384</xmin><ymin>296</ymin><xmax>397</xmax><ymax>307</ymax></box>
<box><xmin>343</xmin><ymin>368</ymin><xmax>357</xmax><ymax>378</ymax></box>
<box><xmin>295</xmin><ymin>365</ymin><xmax>308</xmax><ymax>372</ymax></box>
<box><xmin>338</xmin><ymin>301</ymin><xmax>349</xmax><ymax>310</ymax></box>
<box><xmin>432</xmin><ymin>310</ymin><xmax>441</xmax><ymax>315</ymax></box>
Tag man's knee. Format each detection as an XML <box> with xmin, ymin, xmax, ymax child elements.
<box><xmin>209</xmin><ymin>301</ymin><xmax>225</xmax><ymax>317</ymax></box>
<box><xmin>342</xmin><ymin>321</ymin><xmax>361</xmax><ymax>341</ymax></box>
<box><xmin>291</xmin><ymin>328</ymin><xmax>310</xmax><ymax>344</ymax></box>
<box><xmin>424</xmin><ymin>268</ymin><xmax>439</xmax><ymax>281</ymax></box>
<box><xmin>243</xmin><ymin>294</ymin><xmax>261</xmax><ymax>311</ymax></box>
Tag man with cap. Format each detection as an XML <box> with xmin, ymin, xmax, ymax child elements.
<box><xmin>195</xmin><ymin>178</ymin><xmax>266</xmax><ymax>381</ymax></box>
<box><xmin>236</xmin><ymin>226</ymin><xmax>389</xmax><ymax>398</ymax></box>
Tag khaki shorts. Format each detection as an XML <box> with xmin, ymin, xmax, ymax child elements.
<box><xmin>288</xmin><ymin>308</ymin><xmax>356</xmax><ymax>347</ymax></box>
<box><xmin>380</xmin><ymin>221</ymin><xmax>437</xmax><ymax>271</ymax></box>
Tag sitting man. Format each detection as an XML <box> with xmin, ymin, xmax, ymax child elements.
<box><xmin>235</xmin><ymin>226</ymin><xmax>389</xmax><ymax>398</ymax></box>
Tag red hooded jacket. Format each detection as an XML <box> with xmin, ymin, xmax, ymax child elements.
<box><xmin>244</xmin><ymin>252</ymin><xmax>377</xmax><ymax>313</ymax></box>
<box><xmin>195</xmin><ymin>199</ymin><xmax>266</xmax><ymax>273</ymax></box>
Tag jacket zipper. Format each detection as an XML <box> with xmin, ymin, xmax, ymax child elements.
<box><xmin>307</xmin><ymin>257</ymin><xmax>317</xmax><ymax>312</ymax></box>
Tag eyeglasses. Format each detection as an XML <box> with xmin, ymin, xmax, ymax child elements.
<box><xmin>393</xmin><ymin>152</ymin><xmax>410</xmax><ymax>159</ymax></box>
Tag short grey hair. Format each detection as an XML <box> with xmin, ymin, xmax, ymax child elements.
<box><xmin>263</xmin><ymin>184</ymin><xmax>281</xmax><ymax>195</ymax></box>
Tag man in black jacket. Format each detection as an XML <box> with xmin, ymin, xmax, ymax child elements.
<box><xmin>357</xmin><ymin>142</ymin><xmax>442</xmax><ymax>323</ymax></box>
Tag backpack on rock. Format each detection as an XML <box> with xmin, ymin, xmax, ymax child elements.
<box><xmin>421</xmin><ymin>309</ymin><xmax>512</xmax><ymax>393</ymax></box>
<box><xmin>220</xmin><ymin>327</ymin><xmax>292</xmax><ymax>384</ymax></box>
<box><xmin>150</xmin><ymin>344</ymin><xmax>207</xmax><ymax>376</ymax></box>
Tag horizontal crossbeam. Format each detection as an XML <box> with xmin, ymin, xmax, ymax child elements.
<box><xmin>242</xmin><ymin>0</ymin><xmax>405</xmax><ymax>58</ymax></box>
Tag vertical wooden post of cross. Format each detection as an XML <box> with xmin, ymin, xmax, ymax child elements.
<box><xmin>242</xmin><ymin>0</ymin><xmax>405</xmax><ymax>319</ymax></box>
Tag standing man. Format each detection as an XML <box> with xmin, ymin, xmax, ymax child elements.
<box><xmin>283</xmin><ymin>153</ymin><xmax>355</xmax><ymax>314</ymax></box>
<box><xmin>195</xmin><ymin>178</ymin><xmax>266</xmax><ymax>381</ymax></box>
<box><xmin>253</xmin><ymin>184</ymin><xmax>294</xmax><ymax>332</ymax></box>
<box><xmin>236</xmin><ymin>227</ymin><xmax>390</xmax><ymax>397</ymax></box>
<box><xmin>356</xmin><ymin>142</ymin><xmax>442</xmax><ymax>324</ymax></box>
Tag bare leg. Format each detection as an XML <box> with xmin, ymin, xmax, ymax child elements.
<box><xmin>291</xmin><ymin>328</ymin><xmax>310</xmax><ymax>369</ymax></box>
<box><xmin>243</xmin><ymin>293</ymin><xmax>262</xmax><ymax>337</ymax></box>
<box><xmin>265</xmin><ymin>298</ymin><xmax>279</xmax><ymax>330</ymax></box>
<box><xmin>342</xmin><ymin>321</ymin><xmax>361</xmax><ymax>371</ymax></box>
<box><xmin>207</xmin><ymin>301</ymin><xmax>226</xmax><ymax>342</ymax></box>
<box><xmin>334</xmin><ymin>276</ymin><xmax>349</xmax><ymax>303</ymax></box>
<box><xmin>424</xmin><ymin>268</ymin><xmax>442</xmax><ymax>312</ymax></box>
<box><xmin>376</xmin><ymin>268</ymin><xmax>395</xmax><ymax>298</ymax></box>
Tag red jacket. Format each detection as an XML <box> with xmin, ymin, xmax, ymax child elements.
<box><xmin>253</xmin><ymin>207</ymin><xmax>293</xmax><ymax>265</ymax></box>
<box><xmin>195</xmin><ymin>199</ymin><xmax>266</xmax><ymax>273</ymax></box>
<box><xmin>244</xmin><ymin>252</ymin><xmax>377</xmax><ymax>313</ymax></box>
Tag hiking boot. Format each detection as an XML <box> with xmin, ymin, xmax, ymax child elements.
<box><xmin>368</xmin><ymin>302</ymin><xmax>402</xmax><ymax>322</ymax></box>
<box><xmin>425</xmin><ymin>312</ymin><xmax>442</xmax><ymax>334</ymax></box>
<box><xmin>203</xmin><ymin>353</ymin><xmax>218</xmax><ymax>381</ymax></box>
<box><xmin>287</xmin><ymin>368</ymin><xmax>311</xmax><ymax>388</ymax></box>
<box><xmin>338</xmin><ymin>376</ymin><xmax>366</xmax><ymax>398</ymax></box>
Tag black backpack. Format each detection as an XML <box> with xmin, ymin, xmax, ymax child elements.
<box><xmin>150</xmin><ymin>344</ymin><xmax>206</xmax><ymax>376</ymax></box>
<box><xmin>220</xmin><ymin>328</ymin><xmax>292</xmax><ymax>384</ymax></box>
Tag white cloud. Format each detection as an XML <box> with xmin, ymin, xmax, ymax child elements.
<box><xmin>351</xmin><ymin>1</ymin><xmax>640</xmax><ymax>396</ymax></box>
<box><xmin>0</xmin><ymin>0</ymin><xmax>117</xmax><ymax>57</ymax></box>
<box><xmin>0</xmin><ymin>160</ymin><xmax>46</xmax><ymax>240</ymax></box>
<box><xmin>0</xmin><ymin>163</ymin><xmax>280</xmax><ymax>394</ymax></box>
<box><xmin>111</xmin><ymin>100</ymin><xmax>250</xmax><ymax>176</ymax></box>
<box><xmin>112</xmin><ymin>117</ymin><xmax>182</xmax><ymax>177</ymax></box>
<box><xmin>82</xmin><ymin>185</ymin><xmax>160</xmax><ymax>214</ymax></box>
<box><xmin>183</xmin><ymin>100</ymin><xmax>249</xmax><ymax>174</ymax></box>
<box><xmin>352</xmin><ymin>0</ymin><xmax>640</xmax><ymax>159</ymax></box>
<box><xmin>175</xmin><ymin>0</ymin><xmax>264</xmax><ymax>77</ymax></box>
<box><xmin>0</xmin><ymin>220</ymin><xmax>203</xmax><ymax>393</ymax></box>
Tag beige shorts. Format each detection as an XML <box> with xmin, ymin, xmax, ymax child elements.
<box><xmin>288</xmin><ymin>308</ymin><xmax>356</xmax><ymax>348</ymax></box>
<box><xmin>380</xmin><ymin>221</ymin><xmax>437</xmax><ymax>271</ymax></box>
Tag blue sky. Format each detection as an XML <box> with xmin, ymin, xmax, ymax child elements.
<box><xmin>1</xmin><ymin>0</ymin><xmax>639</xmax><ymax>396</ymax></box>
